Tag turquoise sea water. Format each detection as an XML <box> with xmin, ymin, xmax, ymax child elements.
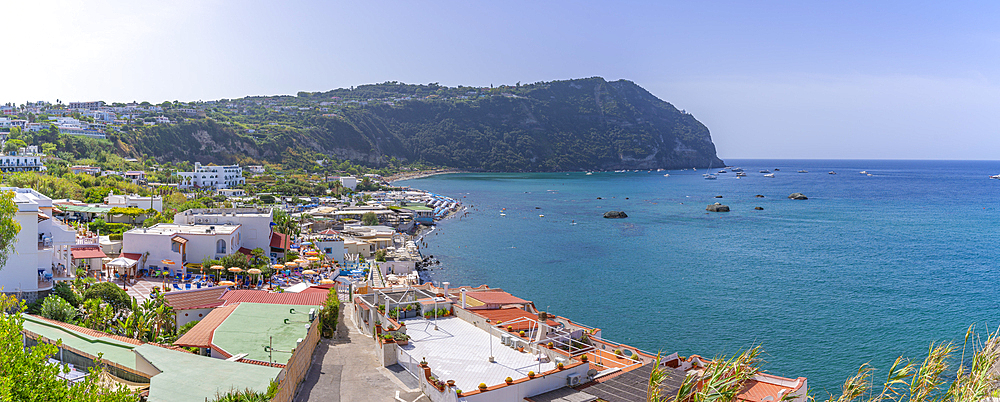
<box><xmin>397</xmin><ymin>159</ymin><xmax>1000</xmax><ymax>394</ymax></box>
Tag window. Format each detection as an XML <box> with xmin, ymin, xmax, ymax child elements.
<box><xmin>216</xmin><ymin>239</ymin><xmax>226</xmax><ymax>254</ymax></box>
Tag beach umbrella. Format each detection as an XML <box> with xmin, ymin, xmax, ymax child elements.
<box><xmin>227</xmin><ymin>267</ymin><xmax>243</xmax><ymax>273</ymax></box>
<box><xmin>211</xmin><ymin>265</ymin><xmax>224</xmax><ymax>271</ymax></box>
<box><xmin>302</xmin><ymin>269</ymin><xmax>317</xmax><ymax>275</ymax></box>
<box><xmin>284</xmin><ymin>262</ymin><xmax>298</xmax><ymax>268</ymax></box>
<box><xmin>320</xmin><ymin>279</ymin><xmax>335</xmax><ymax>285</ymax></box>
<box><xmin>218</xmin><ymin>280</ymin><xmax>236</xmax><ymax>286</ymax></box>
<box><xmin>307</xmin><ymin>257</ymin><xmax>321</xmax><ymax>262</ymax></box>
<box><xmin>305</xmin><ymin>251</ymin><xmax>319</xmax><ymax>256</ymax></box>
<box><xmin>247</xmin><ymin>268</ymin><xmax>262</xmax><ymax>275</ymax></box>
<box><xmin>272</xmin><ymin>264</ymin><xmax>285</xmax><ymax>270</ymax></box>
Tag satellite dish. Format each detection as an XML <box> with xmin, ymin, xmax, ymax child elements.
<box><xmin>587</xmin><ymin>369</ymin><xmax>599</xmax><ymax>378</ymax></box>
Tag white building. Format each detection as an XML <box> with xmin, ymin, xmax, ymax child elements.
<box><xmin>0</xmin><ymin>146</ymin><xmax>44</xmax><ymax>173</ymax></box>
<box><xmin>121</xmin><ymin>224</ymin><xmax>242</xmax><ymax>276</ymax></box>
<box><xmin>122</xmin><ymin>171</ymin><xmax>147</xmax><ymax>185</ymax></box>
<box><xmin>177</xmin><ymin>163</ymin><xmax>245</xmax><ymax>190</ymax></box>
<box><xmin>339</xmin><ymin>176</ymin><xmax>357</xmax><ymax>190</ymax></box>
<box><xmin>0</xmin><ymin>187</ymin><xmax>77</xmax><ymax>301</ymax></box>
<box><xmin>217</xmin><ymin>188</ymin><xmax>245</xmax><ymax>197</ymax></box>
<box><xmin>246</xmin><ymin>165</ymin><xmax>265</xmax><ymax>174</ymax></box>
<box><xmin>172</xmin><ymin>208</ymin><xmax>273</xmax><ymax>252</ymax></box>
<box><xmin>104</xmin><ymin>193</ymin><xmax>163</xmax><ymax>212</ymax></box>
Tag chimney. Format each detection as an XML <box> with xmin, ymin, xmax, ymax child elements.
<box><xmin>461</xmin><ymin>289</ymin><xmax>467</xmax><ymax>309</ymax></box>
<box><xmin>442</xmin><ymin>282</ymin><xmax>450</xmax><ymax>296</ymax></box>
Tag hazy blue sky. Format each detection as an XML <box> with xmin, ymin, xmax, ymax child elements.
<box><xmin>5</xmin><ymin>1</ymin><xmax>999</xmax><ymax>159</ymax></box>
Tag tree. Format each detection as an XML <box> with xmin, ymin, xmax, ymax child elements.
<box><xmin>0</xmin><ymin>191</ymin><xmax>20</xmax><ymax>271</ymax></box>
<box><xmin>0</xmin><ymin>294</ymin><xmax>139</xmax><ymax>401</ymax></box>
<box><xmin>3</xmin><ymin>139</ymin><xmax>27</xmax><ymax>154</ymax></box>
<box><xmin>82</xmin><ymin>282</ymin><xmax>131</xmax><ymax>311</ymax></box>
<box><xmin>39</xmin><ymin>295</ymin><xmax>77</xmax><ymax>323</ymax></box>
<box><xmin>52</xmin><ymin>282</ymin><xmax>81</xmax><ymax>307</ymax></box>
<box><xmin>362</xmin><ymin>211</ymin><xmax>378</xmax><ymax>226</ymax></box>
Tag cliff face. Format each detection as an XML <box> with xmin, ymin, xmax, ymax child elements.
<box><xmin>119</xmin><ymin>77</ymin><xmax>724</xmax><ymax>171</ymax></box>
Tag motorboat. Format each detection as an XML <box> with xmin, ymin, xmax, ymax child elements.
<box><xmin>704</xmin><ymin>174</ymin><xmax>717</xmax><ymax>180</ymax></box>
<box><xmin>829</xmin><ymin>171</ymin><xmax>837</xmax><ymax>175</ymax></box>
<box><xmin>763</xmin><ymin>173</ymin><xmax>775</xmax><ymax>178</ymax></box>
<box><xmin>663</xmin><ymin>174</ymin><xmax>670</xmax><ymax>177</ymax></box>
<box><xmin>586</xmin><ymin>172</ymin><xmax>593</xmax><ymax>175</ymax></box>
<box><xmin>798</xmin><ymin>170</ymin><xmax>808</xmax><ymax>173</ymax></box>
<box><xmin>860</xmin><ymin>170</ymin><xmax>868</xmax><ymax>174</ymax></box>
<box><xmin>991</xmin><ymin>174</ymin><xmax>1000</xmax><ymax>179</ymax></box>
<box><xmin>717</xmin><ymin>170</ymin><xmax>727</xmax><ymax>174</ymax></box>
<box><xmin>731</xmin><ymin>167</ymin><xmax>744</xmax><ymax>172</ymax></box>
<box><xmin>735</xmin><ymin>172</ymin><xmax>747</xmax><ymax>177</ymax></box>
<box><xmin>759</xmin><ymin>170</ymin><xmax>771</xmax><ymax>173</ymax></box>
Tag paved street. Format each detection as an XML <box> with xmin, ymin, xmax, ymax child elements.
<box><xmin>293</xmin><ymin>303</ymin><xmax>429</xmax><ymax>402</ymax></box>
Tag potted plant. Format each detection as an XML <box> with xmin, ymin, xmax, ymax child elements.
<box><xmin>631</xmin><ymin>354</ymin><xmax>639</xmax><ymax>361</ymax></box>
<box><xmin>420</xmin><ymin>357</ymin><xmax>428</xmax><ymax>367</ymax></box>
<box><xmin>614</xmin><ymin>349</ymin><xmax>623</xmax><ymax>357</ymax></box>
<box><xmin>505</xmin><ymin>377</ymin><xmax>513</xmax><ymax>385</ymax></box>
<box><xmin>478</xmin><ymin>383</ymin><xmax>488</xmax><ymax>391</ymax></box>
<box><xmin>382</xmin><ymin>334</ymin><xmax>395</xmax><ymax>343</ymax></box>
<box><xmin>507</xmin><ymin>325</ymin><xmax>514</xmax><ymax>332</ymax></box>
<box><xmin>581</xmin><ymin>354</ymin><xmax>589</xmax><ymax>362</ymax></box>
<box><xmin>557</xmin><ymin>362</ymin><xmax>565</xmax><ymax>370</ymax></box>
<box><xmin>394</xmin><ymin>332</ymin><xmax>410</xmax><ymax>346</ymax></box>
<box><xmin>519</xmin><ymin>330</ymin><xmax>525</xmax><ymax>337</ymax></box>
<box><xmin>528</xmin><ymin>371</ymin><xmax>535</xmax><ymax>378</ymax></box>
<box><xmin>446</xmin><ymin>379</ymin><xmax>455</xmax><ymax>387</ymax></box>
<box><xmin>455</xmin><ymin>389</ymin><xmax>462</xmax><ymax>396</ymax></box>
<box><xmin>547</xmin><ymin>342</ymin><xmax>554</xmax><ymax>349</ymax></box>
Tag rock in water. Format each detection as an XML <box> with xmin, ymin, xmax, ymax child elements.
<box><xmin>788</xmin><ymin>193</ymin><xmax>808</xmax><ymax>200</ymax></box>
<box><xmin>714</xmin><ymin>195</ymin><xmax>723</xmax><ymax>198</ymax></box>
<box><xmin>754</xmin><ymin>206</ymin><xmax>764</xmax><ymax>210</ymax></box>
<box><xmin>755</xmin><ymin>194</ymin><xmax>765</xmax><ymax>198</ymax></box>
<box><xmin>706</xmin><ymin>203</ymin><xmax>730</xmax><ymax>212</ymax></box>
<box><xmin>603</xmin><ymin>211</ymin><xmax>628</xmax><ymax>219</ymax></box>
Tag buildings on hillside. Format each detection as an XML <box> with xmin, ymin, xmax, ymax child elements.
<box><xmin>177</xmin><ymin>163</ymin><xmax>245</xmax><ymax>190</ymax></box>
<box><xmin>172</xmin><ymin>208</ymin><xmax>273</xmax><ymax>252</ymax></box>
<box><xmin>121</xmin><ymin>224</ymin><xmax>242</xmax><ymax>276</ymax></box>
<box><xmin>0</xmin><ymin>145</ymin><xmax>44</xmax><ymax>173</ymax></box>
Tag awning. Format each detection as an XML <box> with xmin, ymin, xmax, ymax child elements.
<box><xmin>106</xmin><ymin>256</ymin><xmax>138</xmax><ymax>268</ymax></box>
<box><xmin>71</xmin><ymin>246</ymin><xmax>107</xmax><ymax>259</ymax></box>
<box><xmin>122</xmin><ymin>253</ymin><xmax>143</xmax><ymax>261</ymax></box>
<box><xmin>37</xmin><ymin>213</ymin><xmax>50</xmax><ymax>222</ymax></box>
<box><xmin>171</xmin><ymin>236</ymin><xmax>188</xmax><ymax>244</ymax></box>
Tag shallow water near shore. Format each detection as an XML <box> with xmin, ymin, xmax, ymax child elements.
<box><xmin>398</xmin><ymin>159</ymin><xmax>1000</xmax><ymax>394</ymax></box>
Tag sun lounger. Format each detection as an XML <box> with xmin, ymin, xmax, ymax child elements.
<box><xmin>173</xmin><ymin>283</ymin><xmax>182</xmax><ymax>290</ymax></box>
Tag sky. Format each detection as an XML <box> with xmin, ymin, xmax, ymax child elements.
<box><xmin>4</xmin><ymin>1</ymin><xmax>999</xmax><ymax>160</ymax></box>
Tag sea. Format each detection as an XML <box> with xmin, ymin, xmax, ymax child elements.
<box><xmin>396</xmin><ymin>159</ymin><xmax>1000</xmax><ymax>395</ymax></box>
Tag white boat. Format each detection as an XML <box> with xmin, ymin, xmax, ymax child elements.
<box><xmin>718</xmin><ymin>170</ymin><xmax>727</xmax><ymax>173</ymax></box>
<box><xmin>585</xmin><ymin>172</ymin><xmax>593</xmax><ymax>175</ymax></box>
<box><xmin>798</xmin><ymin>170</ymin><xmax>808</xmax><ymax>173</ymax></box>
<box><xmin>657</xmin><ymin>169</ymin><xmax>664</xmax><ymax>172</ymax></box>
<box><xmin>991</xmin><ymin>174</ymin><xmax>1000</xmax><ymax>179</ymax></box>
<box><xmin>731</xmin><ymin>167</ymin><xmax>744</xmax><ymax>172</ymax></box>
<box><xmin>829</xmin><ymin>171</ymin><xmax>837</xmax><ymax>175</ymax></box>
<box><xmin>704</xmin><ymin>174</ymin><xmax>717</xmax><ymax>180</ymax></box>
<box><xmin>867</xmin><ymin>173</ymin><xmax>873</xmax><ymax>177</ymax></box>
<box><xmin>860</xmin><ymin>170</ymin><xmax>868</xmax><ymax>174</ymax></box>
<box><xmin>763</xmin><ymin>173</ymin><xmax>775</xmax><ymax>178</ymax></box>
<box><xmin>759</xmin><ymin>170</ymin><xmax>771</xmax><ymax>173</ymax></box>
<box><xmin>663</xmin><ymin>174</ymin><xmax>670</xmax><ymax>177</ymax></box>
<box><xmin>735</xmin><ymin>172</ymin><xmax>746</xmax><ymax>177</ymax></box>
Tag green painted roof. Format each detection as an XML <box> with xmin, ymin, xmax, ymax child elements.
<box><xmin>213</xmin><ymin>303</ymin><xmax>316</xmax><ymax>364</ymax></box>
<box><xmin>21</xmin><ymin>314</ymin><xmax>138</xmax><ymax>369</ymax></box>
<box><xmin>402</xmin><ymin>205</ymin><xmax>433</xmax><ymax>211</ymax></box>
<box><xmin>135</xmin><ymin>344</ymin><xmax>280</xmax><ymax>402</ymax></box>
<box><xmin>59</xmin><ymin>205</ymin><xmax>112</xmax><ymax>213</ymax></box>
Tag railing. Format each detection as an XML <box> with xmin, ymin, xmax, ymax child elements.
<box><xmin>270</xmin><ymin>317</ymin><xmax>321</xmax><ymax>402</ymax></box>
<box><xmin>396</xmin><ymin>348</ymin><xmax>421</xmax><ymax>380</ymax></box>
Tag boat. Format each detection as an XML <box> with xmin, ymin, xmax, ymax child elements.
<box><xmin>704</xmin><ymin>174</ymin><xmax>717</xmax><ymax>180</ymax></box>
<box><xmin>735</xmin><ymin>172</ymin><xmax>747</xmax><ymax>177</ymax></box>
<box><xmin>663</xmin><ymin>174</ymin><xmax>670</xmax><ymax>177</ymax></box>
<box><xmin>763</xmin><ymin>173</ymin><xmax>775</xmax><ymax>178</ymax></box>
<box><xmin>798</xmin><ymin>170</ymin><xmax>808</xmax><ymax>173</ymax></box>
<box><xmin>657</xmin><ymin>168</ymin><xmax>664</xmax><ymax>172</ymax></box>
<box><xmin>759</xmin><ymin>170</ymin><xmax>770</xmax><ymax>173</ymax></box>
<box><xmin>500</xmin><ymin>213</ymin><xmax>506</xmax><ymax>216</ymax></box>
<box><xmin>774</xmin><ymin>168</ymin><xmax>780</xmax><ymax>171</ymax></box>
<box><xmin>717</xmin><ymin>170</ymin><xmax>727</xmax><ymax>174</ymax></box>
<box><xmin>731</xmin><ymin>167</ymin><xmax>744</xmax><ymax>172</ymax></box>
<box><xmin>867</xmin><ymin>173</ymin><xmax>873</xmax><ymax>177</ymax></box>
<box><xmin>828</xmin><ymin>171</ymin><xmax>837</xmax><ymax>175</ymax></box>
<box><xmin>991</xmin><ymin>174</ymin><xmax>1000</xmax><ymax>179</ymax></box>
<box><xmin>860</xmin><ymin>170</ymin><xmax>868</xmax><ymax>174</ymax></box>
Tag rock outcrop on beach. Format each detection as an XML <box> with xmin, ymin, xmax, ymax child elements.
<box><xmin>788</xmin><ymin>193</ymin><xmax>808</xmax><ymax>200</ymax></box>
<box><xmin>706</xmin><ymin>203</ymin><xmax>730</xmax><ymax>212</ymax></box>
<box><xmin>115</xmin><ymin>77</ymin><xmax>724</xmax><ymax>171</ymax></box>
<box><xmin>603</xmin><ymin>211</ymin><xmax>629</xmax><ymax>219</ymax></box>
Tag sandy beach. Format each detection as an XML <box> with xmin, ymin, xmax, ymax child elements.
<box><xmin>386</xmin><ymin>169</ymin><xmax>465</xmax><ymax>184</ymax></box>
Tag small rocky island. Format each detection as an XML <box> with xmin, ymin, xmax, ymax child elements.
<box><xmin>603</xmin><ymin>211</ymin><xmax>629</xmax><ymax>219</ymax></box>
<box><xmin>706</xmin><ymin>203</ymin><xmax>730</xmax><ymax>212</ymax></box>
<box><xmin>788</xmin><ymin>193</ymin><xmax>808</xmax><ymax>200</ymax></box>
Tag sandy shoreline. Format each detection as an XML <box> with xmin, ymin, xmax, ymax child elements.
<box><xmin>387</xmin><ymin>169</ymin><xmax>466</xmax><ymax>184</ymax></box>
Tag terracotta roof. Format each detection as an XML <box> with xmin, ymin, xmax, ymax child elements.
<box><xmin>174</xmin><ymin>303</ymin><xmax>240</xmax><ymax>348</ymax></box>
<box><xmin>237</xmin><ymin>247</ymin><xmax>253</xmax><ymax>256</ymax></box>
<box><xmin>162</xmin><ymin>287</ymin><xmax>228</xmax><ymax>310</ymax></box>
<box><xmin>466</xmin><ymin>290</ymin><xmax>529</xmax><ymax>306</ymax></box>
<box><xmin>122</xmin><ymin>252</ymin><xmax>143</xmax><ymax>261</ymax></box>
<box><xmin>25</xmin><ymin>314</ymin><xmax>188</xmax><ymax>352</ymax></box>
<box><xmin>269</xmin><ymin>232</ymin><xmax>287</xmax><ymax>249</ymax></box>
<box><xmin>738</xmin><ymin>376</ymin><xmax>806</xmax><ymax>402</ymax></box>
<box><xmin>299</xmin><ymin>284</ymin><xmax>335</xmax><ymax>294</ymax></box>
<box><xmin>220</xmin><ymin>290</ymin><xmax>327</xmax><ymax>306</ymax></box>
<box><xmin>475</xmin><ymin>308</ymin><xmax>559</xmax><ymax>331</ymax></box>
<box><xmin>71</xmin><ymin>245</ymin><xmax>107</xmax><ymax>259</ymax></box>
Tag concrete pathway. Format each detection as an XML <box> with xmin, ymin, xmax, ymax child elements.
<box><xmin>293</xmin><ymin>303</ymin><xmax>429</xmax><ymax>402</ymax></box>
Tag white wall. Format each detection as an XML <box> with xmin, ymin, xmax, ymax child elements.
<box><xmin>0</xmin><ymin>210</ymin><xmax>40</xmax><ymax>293</ymax></box>
<box><xmin>176</xmin><ymin>308</ymin><xmax>212</xmax><ymax>328</ymax></box>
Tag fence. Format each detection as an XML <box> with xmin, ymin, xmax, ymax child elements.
<box><xmin>270</xmin><ymin>316</ymin><xmax>322</xmax><ymax>402</ymax></box>
<box><xmin>396</xmin><ymin>348</ymin><xmax>421</xmax><ymax>380</ymax></box>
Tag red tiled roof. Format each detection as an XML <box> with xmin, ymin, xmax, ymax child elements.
<box><xmin>71</xmin><ymin>245</ymin><xmax>107</xmax><ymax>259</ymax></box>
<box><xmin>237</xmin><ymin>247</ymin><xmax>253</xmax><ymax>256</ymax></box>
<box><xmin>475</xmin><ymin>308</ymin><xmax>559</xmax><ymax>331</ymax></box>
<box><xmin>299</xmin><ymin>284</ymin><xmax>335</xmax><ymax>294</ymax></box>
<box><xmin>466</xmin><ymin>291</ymin><xmax>529</xmax><ymax>306</ymax></box>
<box><xmin>174</xmin><ymin>303</ymin><xmax>240</xmax><ymax>348</ymax></box>
<box><xmin>161</xmin><ymin>287</ymin><xmax>228</xmax><ymax>310</ymax></box>
<box><xmin>220</xmin><ymin>290</ymin><xmax>326</xmax><ymax>306</ymax></box>
<box><xmin>269</xmin><ymin>232</ymin><xmax>287</xmax><ymax>249</ymax></box>
<box><xmin>122</xmin><ymin>252</ymin><xmax>143</xmax><ymax>261</ymax></box>
<box><xmin>318</xmin><ymin>229</ymin><xmax>338</xmax><ymax>235</ymax></box>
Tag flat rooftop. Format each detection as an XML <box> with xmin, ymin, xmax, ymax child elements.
<box><xmin>401</xmin><ymin>316</ymin><xmax>556</xmax><ymax>393</ymax></box>
<box><xmin>21</xmin><ymin>314</ymin><xmax>141</xmax><ymax>369</ymax></box>
<box><xmin>212</xmin><ymin>302</ymin><xmax>317</xmax><ymax>364</ymax></box>
<box><xmin>131</xmin><ymin>223</ymin><xmax>239</xmax><ymax>236</ymax></box>
<box><xmin>135</xmin><ymin>344</ymin><xmax>280</xmax><ymax>402</ymax></box>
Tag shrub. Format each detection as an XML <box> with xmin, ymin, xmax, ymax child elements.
<box><xmin>40</xmin><ymin>294</ymin><xmax>77</xmax><ymax>323</ymax></box>
<box><xmin>82</xmin><ymin>282</ymin><xmax>130</xmax><ymax>310</ymax></box>
<box><xmin>319</xmin><ymin>289</ymin><xmax>341</xmax><ymax>338</ymax></box>
<box><xmin>478</xmin><ymin>383</ymin><xmax>487</xmax><ymax>390</ymax></box>
<box><xmin>52</xmin><ymin>281</ymin><xmax>80</xmax><ymax>307</ymax></box>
